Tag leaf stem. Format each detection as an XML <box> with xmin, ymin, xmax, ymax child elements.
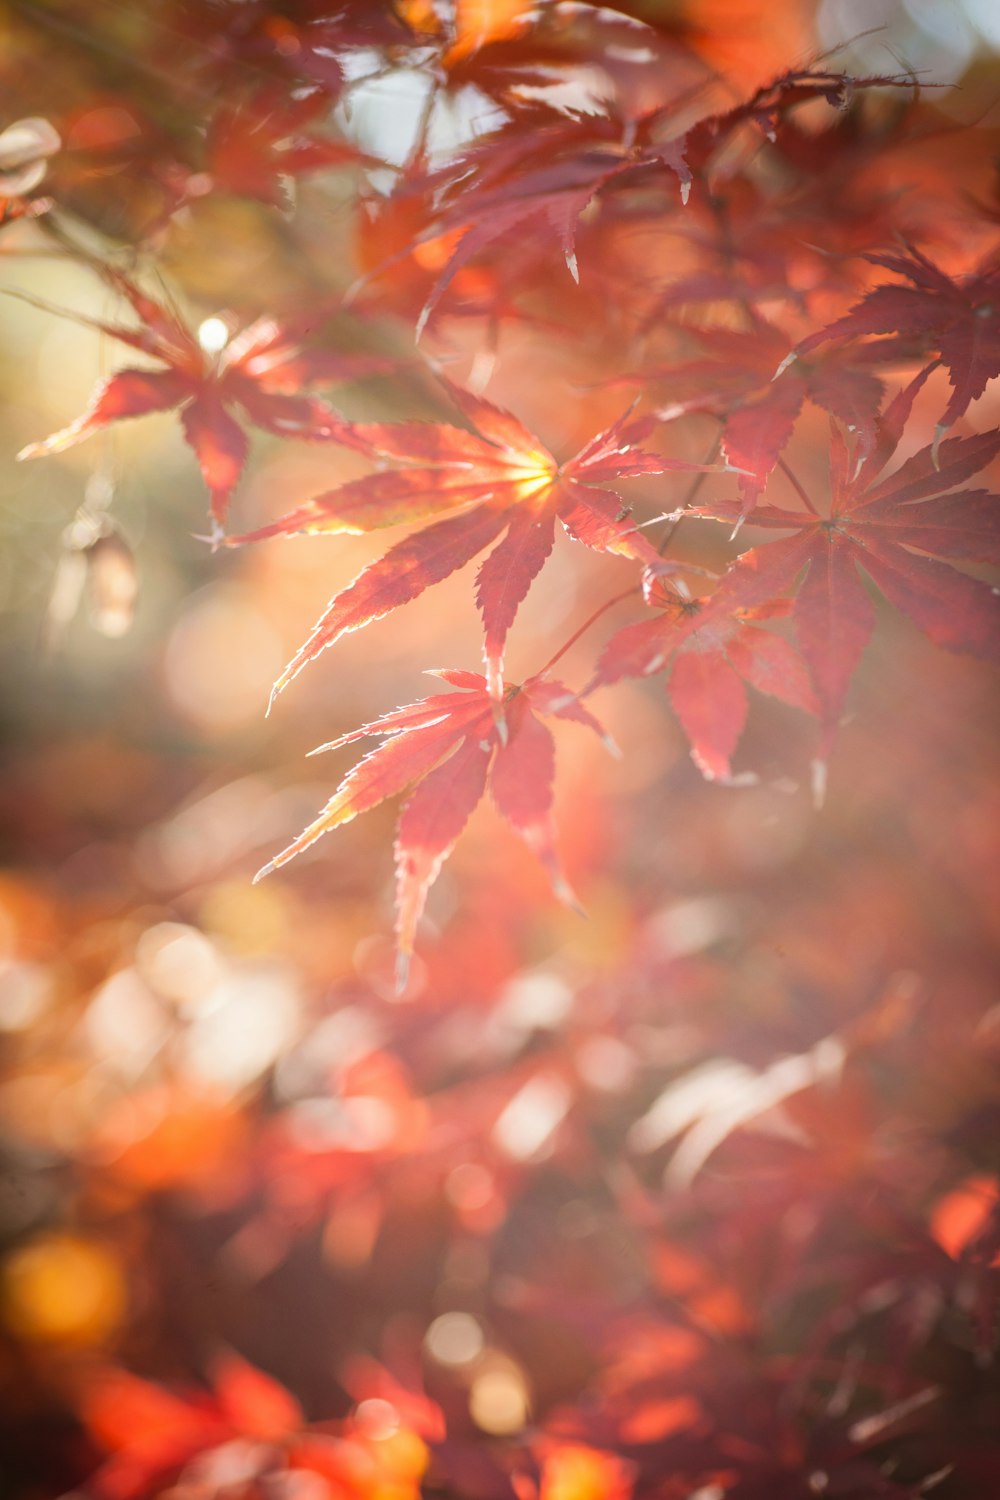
<box><xmin>777</xmin><ymin>457</ymin><xmax>820</xmax><ymax>515</ymax></box>
<box><xmin>537</xmin><ymin>586</ymin><xmax>640</xmax><ymax>678</ymax></box>
<box><xmin>657</xmin><ymin>431</ymin><xmax>722</xmax><ymax>553</ymax></box>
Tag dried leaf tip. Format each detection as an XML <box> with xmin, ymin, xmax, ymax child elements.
<box><xmin>552</xmin><ymin>872</ymin><xmax>587</xmax><ymax>918</ymax></box>
<box><xmin>190</xmin><ymin>526</ymin><xmax>227</xmax><ymax>553</ymax></box>
<box><xmin>931</xmin><ymin>423</ymin><xmax>946</xmax><ymax>470</ymax></box>
<box><xmin>414</xmin><ymin>301</ymin><xmax>433</xmax><ymax>345</ymax></box>
<box><xmin>265</xmin><ymin>680</ymin><xmax>283</xmax><ymax>719</ymax></box>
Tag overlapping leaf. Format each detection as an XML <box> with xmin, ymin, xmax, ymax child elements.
<box><xmin>413</xmin><ymin>1</ymin><xmax>681</xmax><ymax>117</ymax></box>
<box><xmin>405</xmin><ymin>68</ymin><xmax>904</xmax><ymax>330</ymax></box>
<box><xmin>78</xmin><ymin>1353</ymin><xmax>303</xmax><ymax>1500</ymax></box>
<box><xmin>232</xmin><ymin>380</ymin><xmax>715</xmax><ymax>703</ymax></box>
<box><xmin>205</xmin><ymin>85</ymin><xmax>372</xmax><ymax>207</ymax></box>
<box><xmin>255</xmin><ymin>670</ymin><xmax>609</xmax><ymax>985</ymax></box>
<box><xmin>648</xmin><ymin>321</ymin><xmax>890</xmax><ymax>516</ymax></box>
<box><xmin>688</xmin><ymin>388</ymin><xmax>1000</xmax><ymax>745</ymax></box>
<box><xmin>167</xmin><ymin>0</ymin><xmax>413</xmax><ymax>93</ymax></box>
<box><xmin>410</xmin><ymin>106</ymin><xmax>692</xmax><ymax>335</ymax></box>
<box><xmin>590</xmin><ymin>584</ymin><xmax>817</xmax><ymax>780</ymax></box>
<box><xmin>796</xmin><ymin>246</ymin><xmax>1000</xmax><ymax>435</ymax></box>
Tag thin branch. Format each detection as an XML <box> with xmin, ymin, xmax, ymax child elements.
<box><xmin>537</xmin><ymin>586</ymin><xmax>640</xmax><ymax>678</ymax></box>
<box><xmin>657</xmin><ymin>431</ymin><xmax>722</xmax><ymax>553</ymax></box>
<box><xmin>777</xmin><ymin>456</ymin><xmax>820</xmax><ymax>515</ymax></box>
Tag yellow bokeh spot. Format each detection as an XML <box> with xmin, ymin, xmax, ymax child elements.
<box><xmin>198</xmin><ymin>878</ymin><xmax>289</xmax><ymax>956</ymax></box>
<box><xmin>468</xmin><ymin>1364</ymin><xmax>530</xmax><ymax>1434</ymax></box>
<box><xmin>541</xmin><ymin>1444</ymin><xmax>633</xmax><ymax>1500</ymax></box>
<box><xmin>374</xmin><ymin>1428</ymin><xmax>428</xmax><ymax>1481</ymax></box>
<box><xmin>2</xmin><ymin>1233</ymin><xmax>125</xmax><ymax>1345</ymax></box>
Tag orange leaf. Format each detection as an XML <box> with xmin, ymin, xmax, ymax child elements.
<box><xmin>444</xmin><ymin>0</ymin><xmax>535</xmax><ymax>65</ymax></box>
<box><xmin>212</xmin><ymin>1351</ymin><xmax>303</xmax><ymax>1440</ymax></box>
<box><xmin>539</xmin><ymin>1444</ymin><xmax>634</xmax><ymax>1500</ymax></box>
<box><xmin>930</xmin><ymin>1177</ymin><xmax>1000</xmax><ymax>1261</ymax></box>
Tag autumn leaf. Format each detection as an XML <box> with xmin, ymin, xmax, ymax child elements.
<box><xmin>646</xmin><ymin>321</ymin><xmax>887</xmax><ymax>517</ymax></box>
<box><xmin>404</xmin><ymin>66</ymin><xmax>909</xmax><ymax>337</ymax></box>
<box><xmin>795</xmin><ymin>245</ymin><xmax>1000</xmax><ymax>436</ymax></box>
<box><xmin>170</xmin><ymin>0</ymin><xmax>413</xmax><ymax>94</ymax></box>
<box><xmin>230</xmin><ymin>379</ymin><xmax>716</xmax><ymax>705</ymax></box>
<box><xmin>210</xmin><ymin>1350</ymin><xmax>303</xmax><ymax>1441</ymax></box>
<box><xmin>411</xmin><ymin>105</ymin><xmax>691</xmax><ymax>333</ymax></box>
<box><xmin>930</xmin><ymin>1177</ymin><xmax>1000</xmax><ymax>1262</ymax></box>
<box><xmin>76</xmin><ymin>1354</ymin><xmax>302</xmax><ymax>1500</ymax></box>
<box><xmin>16</xmin><ymin>271</ymin><xmax>382</xmax><ymax>528</ymax></box>
<box><xmin>590</xmin><ymin>584</ymin><xmax>817</xmax><ymax>780</ymax></box>
<box><xmin>442</xmin><ymin>0</ymin><xmax>536</xmax><ymax>66</ymax></box>
<box><xmin>688</xmin><ymin>386</ymin><xmax>1000</xmax><ymax>745</ymax></box>
<box><xmin>205</xmin><ymin>85</ymin><xmax>374</xmax><ymax>208</ymax></box>
<box><xmin>254</xmin><ymin>670</ymin><xmax>610</xmax><ymax>987</ymax></box>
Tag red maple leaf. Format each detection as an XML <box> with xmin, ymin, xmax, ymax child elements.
<box><xmin>414</xmin><ymin>0</ymin><xmax>687</xmax><ymax>123</ymax></box>
<box><xmin>254</xmin><ymin>669</ymin><xmax>610</xmax><ymax>986</ymax></box>
<box><xmin>405</xmin><ymin>67</ymin><xmax>907</xmax><ymax>337</ymax></box>
<box><xmin>796</xmin><ymin>245</ymin><xmax>1000</xmax><ymax>435</ymax></box>
<box><xmin>167</xmin><ymin>0</ymin><xmax>413</xmax><ymax>94</ymax></box>
<box><xmin>230</xmin><ymin>380</ymin><xmax>716</xmax><ymax>705</ymax></box>
<box><xmin>589</xmin><ymin>579</ymin><xmax>817</xmax><ymax>781</ymax></box>
<box><xmin>645</xmin><ymin>321</ymin><xmax>889</xmax><ymax>516</ymax></box>
<box><xmin>688</xmin><ymin>384</ymin><xmax>1000</xmax><ymax>749</ymax></box>
<box><xmin>410</xmin><ymin>105</ymin><xmax>692</xmax><ymax>336</ymax></box>
<box><xmin>77</xmin><ymin>1353</ymin><xmax>302</xmax><ymax>1500</ymax></box>
<box><xmin>16</xmin><ymin>271</ymin><xmax>382</xmax><ymax>529</ymax></box>
<box><xmin>205</xmin><ymin>85</ymin><xmax>373</xmax><ymax>208</ymax></box>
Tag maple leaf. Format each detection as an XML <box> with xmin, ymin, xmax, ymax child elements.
<box><xmin>230</xmin><ymin>380</ymin><xmax>716</xmax><ymax>704</ymax></box>
<box><xmin>645</xmin><ymin>321</ymin><xmax>888</xmax><ymax>517</ymax></box>
<box><xmin>404</xmin><ymin>67</ymin><xmax>909</xmax><ymax>335</ymax></box>
<box><xmin>413</xmin><ymin>0</ymin><xmax>678</xmax><ymax>119</ymax></box>
<box><xmin>410</xmin><ymin>106</ymin><xmax>692</xmax><ymax>335</ymax></box>
<box><xmin>633</xmin><ymin>73</ymin><xmax>921</xmax><ymax>331</ymax></box>
<box><xmin>16</xmin><ymin>271</ymin><xmax>382</xmax><ymax>528</ymax></box>
<box><xmin>795</xmin><ymin>245</ymin><xmax>1000</xmax><ymax>436</ymax></box>
<box><xmin>205</xmin><ymin>85</ymin><xmax>373</xmax><ymax>208</ymax></box>
<box><xmin>254</xmin><ymin>670</ymin><xmax>610</xmax><ymax>987</ymax></box>
<box><xmin>439</xmin><ymin>0</ymin><xmax>536</xmax><ymax>66</ymax></box>
<box><xmin>170</xmin><ymin>0</ymin><xmax>412</xmax><ymax>94</ymax></box>
<box><xmin>687</xmin><ymin>384</ymin><xmax>1000</xmax><ymax>748</ymax></box>
<box><xmin>77</xmin><ymin>1353</ymin><xmax>303</xmax><ymax>1500</ymax></box>
<box><xmin>589</xmin><ymin>580</ymin><xmax>817</xmax><ymax>781</ymax></box>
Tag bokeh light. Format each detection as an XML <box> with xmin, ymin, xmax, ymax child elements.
<box><xmin>2</xmin><ymin>1234</ymin><xmax>125</xmax><ymax>1345</ymax></box>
